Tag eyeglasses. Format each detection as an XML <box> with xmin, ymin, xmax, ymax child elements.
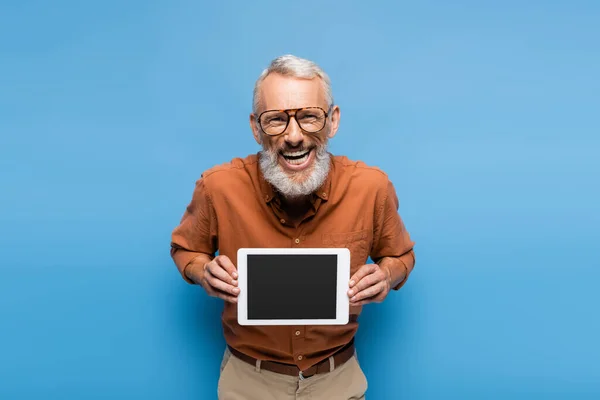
<box><xmin>256</xmin><ymin>106</ymin><xmax>330</xmax><ymax>136</ymax></box>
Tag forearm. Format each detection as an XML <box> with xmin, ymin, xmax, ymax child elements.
<box><xmin>378</xmin><ymin>249</ymin><xmax>415</xmax><ymax>290</ymax></box>
<box><xmin>170</xmin><ymin>176</ymin><xmax>219</xmax><ymax>284</ymax></box>
<box><xmin>171</xmin><ymin>246</ymin><xmax>213</xmax><ymax>284</ymax></box>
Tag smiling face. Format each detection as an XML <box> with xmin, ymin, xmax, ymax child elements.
<box><xmin>250</xmin><ymin>73</ymin><xmax>340</xmax><ymax>198</ymax></box>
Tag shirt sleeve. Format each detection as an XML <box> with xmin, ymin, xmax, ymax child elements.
<box><xmin>170</xmin><ymin>177</ymin><xmax>218</xmax><ymax>283</ymax></box>
<box><xmin>370</xmin><ymin>179</ymin><xmax>416</xmax><ymax>290</ymax></box>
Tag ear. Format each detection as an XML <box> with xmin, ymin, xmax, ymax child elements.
<box><xmin>327</xmin><ymin>105</ymin><xmax>341</xmax><ymax>139</ymax></box>
<box><xmin>249</xmin><ymin>113</ymin><xmax>262</xmax><ymax>145</ymax></box>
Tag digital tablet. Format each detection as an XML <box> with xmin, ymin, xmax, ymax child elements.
<box><xmin>236</xmin><ymin>248</ymin><xmax>351</xmax><ymax>326</ymax></box>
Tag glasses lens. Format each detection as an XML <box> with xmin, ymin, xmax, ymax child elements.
<box><xmin>260</xmin><ymin>111</ymin><xmax>288</xmax><ymax>135</ymax></box>
<box><xmin>296</xmin><ymin>108</ymin><xmax>326</xmax><ymax>132</ymax></box>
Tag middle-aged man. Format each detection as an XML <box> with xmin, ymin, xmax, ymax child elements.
<box><xmin>170</xmin><ymin>54</ymin><xmax>415</xmax><ymax>399</ymax></box>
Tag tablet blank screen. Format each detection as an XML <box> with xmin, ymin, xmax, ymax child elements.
<box><xmin>247</xmin><ymin>254</ymin><xmax>337</xmax><ymax>320</ymax></box>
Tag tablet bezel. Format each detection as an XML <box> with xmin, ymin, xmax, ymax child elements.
<box><xmin>236</xmin><ymin>247</ymin><xmax>350</xmax><ymax>326</ymax></box>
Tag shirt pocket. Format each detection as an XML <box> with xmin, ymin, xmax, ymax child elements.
<box><xmin>321</xmin><ymin>229</ymin><xmax>370</xmax><ymax>274</ymax></box>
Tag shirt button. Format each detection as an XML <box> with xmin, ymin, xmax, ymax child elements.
<box><xmin>295</xmin><ymin>330</ymin><xmax>301</xmax><ymax>336</ymax></box>
<box><xmin>297</xmin><ymin>355</ymin><xmax>303</xmax><ymax>361</ymax></box>
<box><xmin>294</xmin><ymin>238</ymin><xmax>300</xmax><ymax>244</ymax></box>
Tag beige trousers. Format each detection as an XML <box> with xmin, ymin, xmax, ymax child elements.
<box><xmin>217</xmin><ymin>348</ymin><xmax>368</xmax><ymax>400</ymax></box>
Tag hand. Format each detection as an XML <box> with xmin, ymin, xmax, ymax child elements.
<box><xmin>347</xmin><ymin>263</ymin><xmax>392</xmax><ymax>306</ymax></box>
<box><xmin>189</xmin><ymin>255</ymin><xmax>240</xmax><ymax>303</ymax></box>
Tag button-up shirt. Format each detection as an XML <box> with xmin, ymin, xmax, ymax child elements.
<box><xmin>170</xmin><ymin>153</ymin><xmax>415</xmax><ymax>371</ymax></box>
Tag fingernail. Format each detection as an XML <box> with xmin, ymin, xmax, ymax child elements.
<box><xmin>232</xmin><ymin>280</ymin><xmax>237</xmax><ymax>285</ymax></box>
<box><xmin>349</xmin><ymin>280</ymin><xmax>355</xmax><ymax>286</ymax></box>
<box><xmin>348</xmin><ymin>289</ymin><xmax>354</xmax><ymax>296</ymax></box>
<box><xmin>351</xmin><ymin>296</ymin><xmax>356</xmax><ymax>301</ymax></box>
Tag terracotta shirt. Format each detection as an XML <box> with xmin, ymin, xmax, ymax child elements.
<box><xmin>170</xmin><ymin>153</ymin><xmax>415</xmax><ymax>371</ymax></box>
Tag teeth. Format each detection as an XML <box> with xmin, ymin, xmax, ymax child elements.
<box><xmin>286</xmin><ymin>153</ymin><xmax>309</xmax><ymax>165</ymax></box>
<box><xmin>282</xmin><ymin>149</ymin><xmax>309</xmax><ymax>156</ymax></box>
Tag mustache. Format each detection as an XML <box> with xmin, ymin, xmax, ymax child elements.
<box><xmin>274</xmin><ymin>145</ymin><xmax>312</xmax><ymax>153</ymax></box>
<box><xmin>266</xmin><ymin>143</ymin><xmax>323</xmax><ymax>154</ymax></box>
<box><xmin>260</xmin><ymin>139</ymin><xmax>329</xmax><ymax>161</ymax></box>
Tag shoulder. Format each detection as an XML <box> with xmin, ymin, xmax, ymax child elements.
<box><xmin>196</xmin><ymin>154</ymin><xmax>258</xmax><ymax>193</ymax></box>
<box><xmin>331</xmin><ymin>155</ymin><xmax>399</xmax><ymax>211</ymax></box>
<box><xmin>201</xmin><ymin>154</ymin><xmax>258</xmax><ymax>182</ymax></box>
<box><xmin>201</xmin><ymin>153</ymin><xmax>258</xmax><ymax>178</ymax></box>
<box><xmin>332</xmin><ymin>155</ymin><xmax>390</xmax><ymax>190</ymax></box>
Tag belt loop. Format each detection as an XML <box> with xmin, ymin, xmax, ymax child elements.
<box><xmin>255</xmin><ymin>359</ymin><xmax>261</xmax><ymax>372</ymax></box>
<box><xmin>328</xmin><ymin>356</ymin><xmax>335</xmax><ymax>372</ymax></box>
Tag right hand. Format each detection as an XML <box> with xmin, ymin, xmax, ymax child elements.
<box><xmin>190</xmin><ymin>255</ymin><xmax>240</xmax><ymax>303</ymax></box>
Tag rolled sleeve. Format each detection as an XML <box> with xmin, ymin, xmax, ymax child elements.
<box><xmin>370</xmin><ymin>179</ymin><xmax>416</xmax><ymax>290</ymax></box>
<box><xmin>170</xmin><ymin>177</ymin><xmax>218</xmax><ymax>283</ymax></box>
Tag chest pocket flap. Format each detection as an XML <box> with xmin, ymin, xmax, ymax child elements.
<box><xmin>322</xmin><ymin>229</ymin><xmax>368</xmax><ymax>246</ymax></box>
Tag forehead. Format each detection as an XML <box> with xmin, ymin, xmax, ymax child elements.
<box><xmin>258</xmin><ymin>73</ymin><xmax>326</xmax><ymax>111</ymax></box>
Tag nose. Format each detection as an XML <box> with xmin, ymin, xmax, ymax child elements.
<box><xmin>283</xmin><ymin>116</ymin><xmax>304</xmax><ymax>147</ymax></box>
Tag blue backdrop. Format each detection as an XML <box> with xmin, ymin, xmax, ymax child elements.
<box><xmin>1</xmin><ymin>1</ymin><xmax>599</xmax><ymax>398</ymax></box>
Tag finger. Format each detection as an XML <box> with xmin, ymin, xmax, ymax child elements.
<box><xmin>202</xmin><ymin>281</ymin><xmax>221</xmax><ymax>299</ymax></box>
<box><xmin>351</xmin><ymin>297</ymin><xmax>379</xmax><ymax>307</ymax></box>
<box><xmin>351</xmin><ymin>281</ymin><xmax>386</xmax><ymax>303</ymax></box>
<box><xmin>350</xmin><ymin>290</ymin><xmax>385</xmax><ymax>306</ymax></box>
<box><xmin>348</xmin><ymin>269</ymin><xmax>381</xmax><ymax>297</ymax></box>
<box><xmin>201</xmin><ymin>281</ymin><xmax>215</xmax><ymax>296</ymax></box>
<box><xmin>206</xmin><ymin>272</ymin><xmax>240</xmax><ymax>296</ymax></box>
<box><xmin>349</xmin><ymin>264</ymin><xmax>378</xmax><ymax>288</ymax></box>
<box><xmin>202</xmin><ymin>279</ymin><xmax>238</xmax><ymax>303</ymax></box>
<box><xmin>206</xmin><ymin>260</ymin><xmax>238</xmax><ymax>286</ymax></box>
<box><xmin>215</xmin><ymin>255</ymin><xmax>238</xmax><ymax>280</ymax></box>
<box><xmin>214</xmin><ymin>290</ymin><xmax>238</xmax><ymax>303</ymax></box>
<box><xmin>355</xmin><ymin>288</ymin><xmax>387</xmax><ymax>305</ymax></box>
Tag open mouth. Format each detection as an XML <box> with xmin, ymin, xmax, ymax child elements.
<box><xmin>280</xmin><ymin>149</ymin><xmax>312</xmax><ymax>165</ymax></box>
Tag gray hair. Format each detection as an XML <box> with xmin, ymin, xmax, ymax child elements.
<box><xmin>252</xmin><ymin>54</ymin><xmax>334</xmax><ymax>114</ymax></box>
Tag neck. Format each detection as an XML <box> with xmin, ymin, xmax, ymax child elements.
<box><xmin>282</xmin><ymin>194</ymin><xmax>311</xmax><ymax>207</ymax></box>
<box><xmin>280</xmin><ymin>193</ymin><xmax>313</xmax><ymax>219</ymax></box>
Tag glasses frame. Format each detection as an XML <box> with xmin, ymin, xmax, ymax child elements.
<box><xmin>256</xmin><ymin>106</ymin><xmax>332</xmax><ymax>136</ymax></box>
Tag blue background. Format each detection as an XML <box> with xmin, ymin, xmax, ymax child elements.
<box><xmin>1</xmin><ymin>1</ymin><xmax>599</xmax><ymax>398</ymax></box>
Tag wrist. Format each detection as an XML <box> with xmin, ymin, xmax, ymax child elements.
<box><xmin>378</xmin><ymin>257</ymin><xmax>404</xmax><ymax>289</ymax></box>
<box><xmin>381</xmin><ymin>262</ymin><xmax>393</xmax><ymax>290</ymax></box>
<box><xmin>184</xmin><ymin>255</ymin><xmax>209</xmax><ymax>284</ymax></box>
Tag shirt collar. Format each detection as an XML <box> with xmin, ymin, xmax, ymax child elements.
<box><xmin>258</xmin><ymin>167</ymin><xmax>276</xmax><ymax>203</ymax></box>
<box><xmin>313</xmin><ymin>158</ymin><xmax>333</xmax><ymax>201</ymax></box>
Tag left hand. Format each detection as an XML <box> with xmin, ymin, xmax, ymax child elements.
<box><xmin>347</xmin><ymin>263</ymin><xmax>392</xmax><ymax>306</ymax></box>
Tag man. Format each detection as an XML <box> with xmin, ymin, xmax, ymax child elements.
<box><xmin>170</xmin><ymin>55</ymin><xmax>415</xmax><ymax>399</ymax></box>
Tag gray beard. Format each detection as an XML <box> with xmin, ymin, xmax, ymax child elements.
<box><xmin>258</xmin><ymin>145</ymin><xmax>331</xmax><ymax>199</ymax></box>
